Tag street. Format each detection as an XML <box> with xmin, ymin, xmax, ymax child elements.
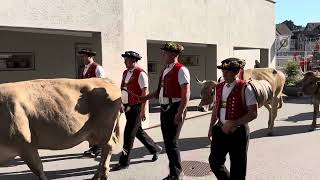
<box><xmin>0</xmin><ymin>97</ymin><xmax>319</xmax><ymax>180</ymax></box>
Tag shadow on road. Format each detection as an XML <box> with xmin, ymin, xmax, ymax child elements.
<box><xmin>0</xmin><ymin>137</ymin><xmax>210</xmax><ymax>179</ymax></box>
<box><xmin>285</xmin><ymin>112</ymin><xmax>314</xmax><ymax>122</ymax></box>
<box><xmin>6</xmin><ymin>153</ymin><xmax>84</xmax><ymax>167</ymax></box>
<box><xmin>110</xmin><ymin>136</ymin><xmax>210</xmax><ymax>162</ymax></box>
<box><xmin>0</xmin><ymin>165</ymin><xmax>98</xmax><ymax>180</ymax></box>
<box><xmin>250</xmin><ymin>124</ymin><xmax>316</xmax><ymax>139</ymax></box>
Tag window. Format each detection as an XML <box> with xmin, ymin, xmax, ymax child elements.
<box><xmin>179</xmin><ymin>55</ymin><xmax>200</xmax><ymax>66</ymax></box>
<box><xmin>147</xmin><ymin>61</ymin><xmax>157</xmax><ymax>74</ymax></box>
<box><xmin>0</xmin><ymin>52</ymin><xmax>35</xmax><ymax>71</ymax></box>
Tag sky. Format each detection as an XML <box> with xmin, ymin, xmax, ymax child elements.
<box><xmin>276</xmin><ymin>0</ymin><xmax>320</xmax><ymax>26</ymax></box>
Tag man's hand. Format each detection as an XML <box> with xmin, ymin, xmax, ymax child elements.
<box><xmin>174</xmin><ymin>111</ymin><xmax>184</xmax><ymax>125</ymax></box>
<box><xmin>139</xmin><ymin>95</ymin><xmax>148</xmax><ymax>103</ymax></box>
<box><xmin>139</xmin><ymin>110</ymin><xmax>146</xmax><ymax>122</ymax></box>
<box><xmin>222</xmin><ymin>120</ymin><xmax>237</xmax><ymax>134</ymax></box>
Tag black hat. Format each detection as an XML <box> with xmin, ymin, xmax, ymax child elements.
<box><xmin>160</xmin><ymin>42</ymin><xmax>184</xmax><ymax>54</ymax></box>
<box><xmin>121</xmin><ymin>51</ymin><xmax>142</xmax><ymax>60</ymax></box>
<box><xmin>217</xmin><ymin>58</ymin><xmax>245</xmax><ymax>71</ymax></box>
<box><xmin>78</xmin><ymin>49</ymin><xmax>96</xmax><ymax>57</ymax></box>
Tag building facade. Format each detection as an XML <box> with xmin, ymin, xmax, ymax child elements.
<box><xmin>0</xmin><ymin>0</ymin><xmax>275</xmax><ymax>105</ymax></box>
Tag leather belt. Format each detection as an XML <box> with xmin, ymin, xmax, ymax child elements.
<box><xmin>123</xmin><ymin>104</ymin><xmax>141</xmax><ymax>112</ymax></box>
<box><xmin>160</xmin><ymin>102</ymin><xmax>180</xmax><ymax>112</ymax></box>
<box><xmin>160</xmin><ymin>104</ymin><xmax>171</xmax><ymax>112</ymax></box>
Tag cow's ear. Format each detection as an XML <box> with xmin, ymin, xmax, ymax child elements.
<box><xmin>316</xmin><ymin>81</ymin><xmax>320</xmax><ymax>86</ymax></box>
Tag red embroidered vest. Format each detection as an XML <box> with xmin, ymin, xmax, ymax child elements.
<box><xmin>215</xmin><ymin>80</ymin><xmax>248</xmax><ymax>120</ymax></box>
<box><xmin>81</xmin><ymin>62</ymin><xmax>98</xmax><ymax>79</ymax></box>
<box><xmin>121</xmin><ymin>67</ymin><xmax>145</xmax><ymax>105</ymax></box>
<box><xmin>157</xmin><ymin>63</ymin><xmax>184</xmax><ymax>98</ymax></box>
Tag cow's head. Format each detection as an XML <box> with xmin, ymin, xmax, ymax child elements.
<box><xmin>196</xmin><ymin>77</ymin><xmax>218</xmax><ymax>112</ymax></box>
<box><xmin>301</xmin><ymin>71</ymin><xmax>320</xmax><ymax>95</ymax></box>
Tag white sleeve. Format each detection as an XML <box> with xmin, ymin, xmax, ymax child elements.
<box><xmin>95</xmin><ymin>66</ymin><xmax>105</xmax><ymax>78</ymax></box>
<box><xmin>178</xmin><ymin>67</ymin><xmax>190</xmax><ymax>85</ymax></box>
<box><xmin>245</xmin><ymin>84</ymin><xmax>257</xmax><ymax>106</ymax></box>
<box><xmin>138</xmin><ymin>71</ymin><xmax>148</xmax><ymax>89</ymax></box>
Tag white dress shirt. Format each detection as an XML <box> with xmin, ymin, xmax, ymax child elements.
<box><xmin>216</xmin><ymin>80</ymin><xmax>257</xmax><ymax>123</ymax></box>
<box><xmin>121</xmin><ymin>67</ymin><xmax>148</xmax><ymax>104</ymax></box>
<box><xmin>159</xmin><ymin>63</ymin><xmax>190</xmax><ymax>105</ymax></box>
<box><xmin>83</xmin><ymin>62</ymin><xmax>105</xmax><ymax>78</ymax></box>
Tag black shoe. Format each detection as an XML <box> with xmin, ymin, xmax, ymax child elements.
<box><xmin>162</xmin><ymin>174</ymin><xmax>184</xmax><ymax>180</ymax></box>
<box><xmin>152</xmin><ymin>145</ymin><xmax>163</xmax><ymax>162</ymax></box>
<box><xmin>94</xmin><ymin>147</ymin><xmax>102</xmax><ymax>157</ymax></box>
<box><xmin>83</xmin><ymin>146</ymin><xmax>101</xmax><ymax>158</ymax></box>
<box><xmin>83</xmin><ymin>146</ymin><xmax>97</xmax><ymax>157</ymax></box>
<box><xmin>111</xmin><ymin>163</ymin><xmax>129</xmax><ymax>171</ymax></box>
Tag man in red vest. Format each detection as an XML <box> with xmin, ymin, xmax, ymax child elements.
<box><xmin>112</xmin><ymin>51</ymin><xmax>162</xmax><ymax>171</ymax></box>
<box><xmin>208</xmin><ymin>58</ymin><xmax>258</xmax><ymax>180</ymax></box>
<box><xmin>141</xmin><ymin>42</ymin><xmax>190</xmax><ymax>180</ymax></box>
<box><xmin>78</xmin><ymin>49</ymin><xmax>106</xmax><ymax>157</ymax></box>
<box><xmin>78</xmin><ymin>49</ymin><xmax>105</xmax><ymax>79</ymax></box>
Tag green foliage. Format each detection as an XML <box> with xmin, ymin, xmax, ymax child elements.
<box><xmin>284</xmin><ymin>60</ymin><xmax>302</xmax><ymax>87</ymax></box>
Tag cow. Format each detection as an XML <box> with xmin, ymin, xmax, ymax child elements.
<box><xmin>0</xmin><ymin>78</ymin><xmax>122</xmax><ymax>180</ymax></box>
<box><xmin>196</xmin><ymin>68</ymin><xmax>286</xmax><ymax>135</ymax></box>
<box><xmin>301</xmin><ymin>71</ymin><xmax>320</xmax><ymax>131</ymax></box>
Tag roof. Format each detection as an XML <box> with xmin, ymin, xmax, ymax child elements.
<box><xmin>276</xmin><ymin>23</ymin><xmax>293</xmax><ymax>36</ymax></box>
<box><xmin>304</xmin><ymin>22</ymin><xmax>320</xmax><ymax>31</ymax></box>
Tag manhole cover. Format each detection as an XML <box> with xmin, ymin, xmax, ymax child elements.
<box><xmin>182</xmin><ymin>160</ymin><xmax>212</xmax><ymax>177</ymax></box>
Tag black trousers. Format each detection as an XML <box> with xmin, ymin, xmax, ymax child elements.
<box><xmin>160</xmin><ymin>102</ymin><xmax>185</xmax><ymax>176</ymax></box>
<box><xmin>119</xmin><ymin>104</ymin><xmax>159</xmax><ymax>166</ymax></box>
<box><xmin>209</xmin><ymin>122</ymin><xmax>249</xmax><ymax>180</ymax></box>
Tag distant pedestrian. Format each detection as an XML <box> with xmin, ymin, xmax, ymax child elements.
<box><xmin>78</xmin><ymin>48</ymin><xmax>105</xmax><ymax>157</ymax></box>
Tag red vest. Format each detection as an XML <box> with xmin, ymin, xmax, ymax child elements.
<box><xmin>157</xmin><ymin>63</ymin><xmax>184</xmax><ymax>98</ymax></box>
<box><xmin>81</xmin><ymin>62</ymin><xmax>98</xmax><ymax>79</ymax></box>
<box><xmin>215</xmin><ymin>80</ymin><xmax>248</xmax><ymax>121</ymax></box>
<box><xmin>121</xmin><ymin>67</ymin><xmax>145</xmax><ymax>105</ymax></box>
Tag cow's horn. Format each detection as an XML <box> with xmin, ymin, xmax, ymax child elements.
<box><xmin>196</xmin><ymin>76</ymin><xmax>206</xmax><ymax>86</ymax></box>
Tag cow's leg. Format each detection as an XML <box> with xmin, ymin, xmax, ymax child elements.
<box><xmin>269</xmin><ymin>99</ymin><xmax>279</xmax><ymax>135</ymax></box>
<box><xmin>311</xmin><ymin>102</ymin><xmax>319</xmax><ymax>131</ymax></box>
<box><xmin>92</xmin><ymin>143</ymin><xmax>113</xmax><ymax>180</ymax></box>
<box><xmin>264</xmin><ymin>103</ymin><xmax>274</xmax><ymax>136</ymax></box>
<box><xmin>20</xmin><ymin>146</ymin><xmax>47</xmax><ymax>180</ymax></box>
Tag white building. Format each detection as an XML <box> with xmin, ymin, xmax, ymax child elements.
<box><xmin>0</xmin><ymin>0</ymin><xmax>275</xmax><ymax>101</ymax></box>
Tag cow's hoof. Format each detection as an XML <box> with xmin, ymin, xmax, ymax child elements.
<box><xmin>197</xmin><ymin>107</ymin><xmax>207</xmax><ymax>112</ymax></box>
<box><xmin>309</xmin><ymin>126</ymin><xmax>316</xmax><ymax>131</ymax></box>
<box><xmin>92</xmin><ymin>175</ymin><xmax>108</xmax><ymax>180</ymax></box>
<box><xmin>267</xmin><ymin>131</ymin><xmax>273</xmax><ymax>136</ymax></box>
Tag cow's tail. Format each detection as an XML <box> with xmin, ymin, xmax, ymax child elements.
<box><xmin>278</xmin><ymin>95</ymin><xmax>283</xmax><ymax>109</ymax></box>
<box><xmin>113</xmin><ymin>111</ymin><xmax>121</xmax><ymax>145</ymax></box>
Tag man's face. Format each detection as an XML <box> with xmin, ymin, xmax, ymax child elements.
<box><xmin>222</xmin><ymin>69</ymin><xmax>239</xmax><ymax>82</ymax></box>
<box><xmin>162</xmin><ymin>50</ymin><xmax>176</xmax><ymax>64</ymax></box>
<box><xmin>81</xmin><ymin>54</ymin><xmax>91</xmax><ymax>64</ymax></box>
<box><xmin>124</xmin><ymin>57</ymin><xmax>136</xmax><ymax>69</ymax></box>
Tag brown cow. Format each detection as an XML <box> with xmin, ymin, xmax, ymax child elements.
<box><xmin>0</xmin><ymin>78</ymin><xmax>122</xmax><ymax>180</ymax></box>
<box><xmin>197</xmin><ymin>68</ymin><xmax>286</xmax><ymax>135</ymax></box>
<box><xmin>301</xmin><ymin>71</ymin><xmax>320</xmax><ymax>130</ymax></box>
